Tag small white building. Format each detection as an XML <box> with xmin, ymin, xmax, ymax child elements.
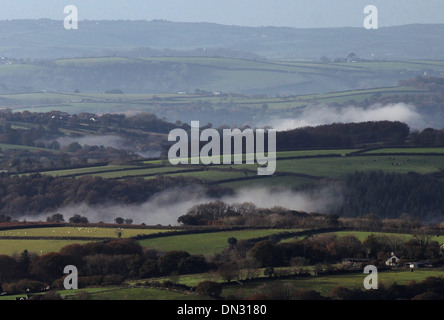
<box><xmin>385</xmin><ymin>252</ymin><xmax>400</xmax><ymax>266</ymax></box>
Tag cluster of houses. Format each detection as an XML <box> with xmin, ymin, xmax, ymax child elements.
<box><xmin>342</xmin><ymin>249</ymin><xmax>441</xmax><ymax>270</ymax></box>
<box><xmin>385</xmin><ymin>252</ymin><xmax>435</xmax><ymax>270</ymax></box>
<box><xmin>0</xmin><ymin>57</ymin><xmax>14</xmax><ymax>65</ymax></box>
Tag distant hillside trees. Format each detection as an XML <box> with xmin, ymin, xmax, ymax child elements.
<box><xmin>335</xmin><ymin>171</ymin><xmax>444</xmax><ymax>220</ymax></box>
<box><xmin>0</xmin><ymin>175</ymin><xmax>232</xmax><ymax>218</ymax></box>
<box><xmin>276</xmin><ymin>121</ymin><xmax>410</xmax><ymax>150</ymax></box>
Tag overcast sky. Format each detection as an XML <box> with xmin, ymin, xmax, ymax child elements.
<box><xmin>0</xmin><ymin>0</ymin><xmax>443</xmax><ymax>28</ymax></box>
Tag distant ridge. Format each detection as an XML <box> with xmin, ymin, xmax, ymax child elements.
<box><xmin>0</xmin><ymin>20</ymin><xmax>443</xmax><ymax>60</ymax></box>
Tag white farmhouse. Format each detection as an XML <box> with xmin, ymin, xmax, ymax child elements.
<box><xmin>385</xmin><ymin>252</ymin><xmax>400</xmax><ymax>266</ymax></box>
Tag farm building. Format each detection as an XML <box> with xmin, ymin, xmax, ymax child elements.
<box><xmin>385</xmin><ymin>253</ymin><xmax>400</xmax><ymax>266</ymax></box>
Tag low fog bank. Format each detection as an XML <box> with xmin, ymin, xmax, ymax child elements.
<box><xmin>56</xmin><ymin>135</ymin><xmax>126</xmax><ymax>150</ymax></box>
<box><xmin>268</xmin><ymin>103</ymin><xmax>427</xmax><ymax>131</ymax></box>
<box><xmin>22</xmin><ymin>186</ymin><xmax>342</xmax><ymax>226</ymax></box>
<box><xmin>56</xmin><ymin>134</ymin><xmax>161</xmax><ymax>158</ymax></box>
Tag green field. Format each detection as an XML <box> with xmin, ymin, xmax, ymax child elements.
<box><xmin>0</xmin><ymin>143</ymin><xmax>58</xmax><ymax>153</ymax></box>
<box><xmin>27</xmin><ymin>150</ymin><xmax>444</xmax><ymax>190</ymax></box>
<box><xmin>0</xmin><ymin>226</ymin><xmax>174</xmax><ymax>256</ymax></box>
<box><xmin>5</xmin><ymin>84</ymin><xmax>426</xmax><ymax>115</ymax></box>
<box><xmin>0</xmin><ymin>239</ymin><xmax>94</xmax><ymax>256</ymax></box>
<box><xmin>138</xmin><ymin>229</ymin><xmax>296</xmax><ymax>255</ymax></box>
<box><xmin>228</xmin><ymin>155</ymin><xmax>444</xmax><ymax>179</ymax></box>
<box><xmin>1</xmin><ymin>286</ymin><xmax>200</xmax><ymax>301</ymax></box>
<box><xmin>2</xmin><ymin>57</ymin><xmax>441</xmax><ymax>116</ymax></box>
<box><xmin>364</xmin><ymin>147</ymin><xmax>444</xmax><ymax>154</ymax></box>
<box><xmin>0</xmin><ymin>226</ymin><xmax>172</xmax><ymax>238</ymax></box>
<box><xmin>0</xmin><ymin>224</ymin><xmax>443</xmax><ymax>300</ymax></box>
<box><xmin>3</xmin><ymin>268</ymin><xmax>444</xmax><ymax>300</ymax></box>
<box><xmin>221</xmin><ymin>268</ymin><xmax>444</xmax><ymax>298</ymax></box>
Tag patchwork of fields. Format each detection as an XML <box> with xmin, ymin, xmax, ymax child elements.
<box><xmin>17</xmin><ymin>147</ymin><xmax>444</xmax><ymax>190</ymax></box>
<box><xmin>0</xmin><ymin>224</ymin><xmax>443</xmax><ymax>300</ymax></box>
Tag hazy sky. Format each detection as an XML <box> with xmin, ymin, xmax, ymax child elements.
<box><xmin>0</xmin><ymin>0</ymin><xmax>443</xmax><ymax>28</ymax></box>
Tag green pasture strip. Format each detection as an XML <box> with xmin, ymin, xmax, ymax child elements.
<box><xmin>207</xmin><ymin>69</ymin><xmax>308</xmax><ymax>92</ymax></box>
<box><xmin>134</xmin><ymin>266</ymin><xmax>305</xmax><ymax>288</ymax></box>
<box><xmin>63</xmin><ymin>286</ymin><xmax>200</xmax><ymax>300</ymax></box>
<box><xmin>275</xmin><ymin>155</ymin><xmax>444</xmax><ymax>177</ymax></box>
<box><xmin>0</xmin><ymin>64</ymin><xmax>46</xmax><ymax>77</ymax></box>
<box><xmin>363</xmin><ymin>147</ymin><xmax>444</xmax><ymax>154</ymax></box>
<box><xmin>138</xmin><ymin>229</ymin><xmax>297</xmax><ymax>256</ymax></box>
<box><xmin>90</xmin><ymin>166</ymin><xmax>192</xmax><ymax>178</ymax></box>
<box><xmin>221</xmin><ymin>268</ymin><xmax>444</xmax><ymax>298</ymax></box>
<box><xmin>337</xmin><ymin>61</ymin><xmax>419</xmax><ymax>71</ymax></box>
<box><xmin>132</xmin><ymin>272</ymin><xmax>224</xmax><ymax>288</ymax></box>
<box><xmin>278</xmin><ymin>230</ymin><xmax>418</xmax><ymax>244</ymax></box>
<box><xmin>0</xmin><ymin>226</ymin><xmax>173</xmax><ymax>239</ymax></box>
<box><xmin>28</xmin><ymin>165</ymin><xmax>136</xmax><ymax>177</ymax></box>
<box><xmin>0</xmin><ymin>239</ymin><xmax>95</xmax><ymax>256</ymax></box>
<box><xmin>145</xmin><ymin>148</ymin><xmax>349</xmax><ymax>168</ymax></box>
<box><xmin>0</xmin><ymin>143</ymin><xmax>54</xmax><ymax>152</ymax></box>
<box><xmin>229</xmin><ymin>155</ymin><xmax>444</xmax><ymax>179</ymax></box>
<box><xmin>139</xmin><ymin>56</ymin><xmax>304</xmax><ymax>72</ymax></box>
<box><xmin>0</xmin><ymin>286</ymin><xmax>198</xmax><ymax>300</ymax></box>
<box><xmin>54</xmin><ymin>57</ymin><xmax>133</xmax><ymax>66</ymax></box>
<box><xmin>336</xmin><ymin>60</ymin><xmax>444</xmax><ymax>72</ymax></box>
<box><xmin>297</xmin><ymin>86</ymin><xmax>424</xmax><ymax>103</ymax></box>
<box><xmin>319</xmin><ymin>230</ymin><xmax>418</xmax><ymax>242</ymax></box>
<box><xmin>33</xmin><ymin>153</ymin><xmax>444</xmax><ymax>182</ymax></box>
<box><xmin>276</xmin><ymin>149</ymin><xmax>359</xmax><ymax>158</ymax></box>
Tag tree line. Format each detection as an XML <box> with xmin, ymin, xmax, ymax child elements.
<box><xmin>276</xmin><ymin>121</ymin><xmax>410</xmax><ymax>150</ymax></box>
<box><xmin>0</xmin><ymin>239</ymin><xmax>213</xmax><ymax>295</ymax></box>
<box><xmin>0</xmin><ymin>174</ymin><xmax>232</xmax><ymax>218</ymax></box>
<box><xmin>334</xmin><ymin>171</ymin><xmax>444</xmax><ymax>221</ymax></box>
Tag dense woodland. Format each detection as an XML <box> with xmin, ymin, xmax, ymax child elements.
<box><xmin>337</xmin><ymin>171</ymin><xmax>444</xmax><ymax>221</ymax></box>
<box><xmin>0</xmin><ymin>175</ymin><xmax>231</xmax><ymax>219</ymax></box>
<box><xmin>276</xmin><ymin>121</ymin><xmax>411</xmax><ymax>150</ymax></box>
<box><xmin>175</xmin><ymin>168</ymin><xmax>444</xmax><ymax>225</ymax></box>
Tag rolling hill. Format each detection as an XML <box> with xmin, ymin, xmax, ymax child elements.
<box><xmin>1</xmin><ymin>20</ymin><xmax>444</xmax><ymax>61</ymax></box>
<box><xmin>1</xmin><ymin>56</ymin><xmax>443</xmax><ymax>97</ymax></box>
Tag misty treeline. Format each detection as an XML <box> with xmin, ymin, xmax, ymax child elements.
<box><xmin>0</xmin><ymin>110</ymin><xmax>179</xmax><ymax>172</ymax></box>
<box><xmin>276</xmin><ymin>121</ymin><xmax>410</xmax><ymax>150</ymax></box>
<box><xmin>1</xmin><ymin>169</ymin><xmax>443</xmax><ymax>224</ymax></box>
<box><xmin>172</xmin><ymin>120</ymin><xmax>416</xmax><ymax>157</ymax></box>
<box><xmin>0</xmin><ymin>174</ymin><xmax>231</xmax><ymax>219</ymax></box>
<box><xmin>177</xmin><ymin>171</ymin><xmax>444</xmax><ymax>225</ymax></box>
<box><xmin>177</xmin><ymin>200</ymin><xmax>324</xmax><ymax>227</ymax></box>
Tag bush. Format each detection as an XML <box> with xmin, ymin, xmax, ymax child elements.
<box><xmin>2</xmin><ymin>279</ymin><xmax>48</xmax><ymax>294</ymax></box>
<box><xmin>102</xmin><ymin>274</ymin><xmax>125</xmax><ymax>286</ymax></box>
<box><xmin>196</xmin><ymin>281</ymin><xmax>222</xmax><ymax>298</ymax></box>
